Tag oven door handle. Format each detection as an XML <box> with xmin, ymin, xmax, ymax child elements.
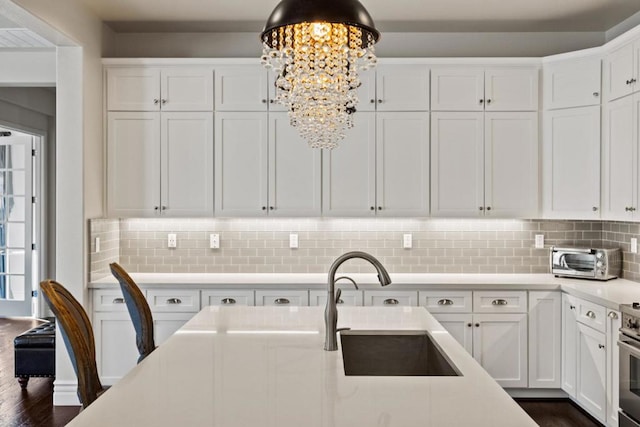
<box><xmin>619</xmin><ymin>338</ymin><xmax>640</xmax><ymax>356</ymax></box>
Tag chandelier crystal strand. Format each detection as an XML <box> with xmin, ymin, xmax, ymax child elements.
<box><xmin>261</xmin><ymin>22</ymin><xmax>377</xmax><ymax>150</ymax></box>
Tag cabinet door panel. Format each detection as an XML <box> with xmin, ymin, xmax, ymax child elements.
<box><xmin>376</xmin><ymin>112</ymin><xmax>430</xmax><ymax>216</ymax></box>
<box><xmin>576</xmin><ymin>323</ymin><xmax>606</xmax><ymax>422</ymax></box>
<box><xmin>93</xmin><ymin>312</ymin><xmax>139</xmax><ymax>385</ymax></box>
<box><xmin>107</xmin><ymin>68</ymin><xmax>160</xmax><ymax>111</ymax></box>
<box><xmin>107</xmin><ymin>112</ymin><xmax>161</xmax><ymax>217</ymax></box>
<box><xmin>543</xmin><ymin>106</ymin><xmax>601</xmax><ymax>219</ymax></box>
<box><xmin>161</xmin><ymin>112</ymin><xmax>214</xmax><ymax>216</ymax></box>
<box><xmin>431</xmin><ymin>112</ymin><xmax>484</xmax><ymax>217</ymax></box>
<box><xmin>544</xmin><ymin>57</ymin><xmax>602</xmax><ymax>109</ymax></box>
<box><xmin>484</xmin><ymin>67</ymin><xmax>538</xmax><ymax>111</ymax></box>
<box><xmin>375</xmin><ymin>65</ymin><xmax>430</xmax><ymax>111</ymax></box>
<box><xmin>153</xmin><ymin>313</ymin><xmax>194</xmax><ymax>346</ymax></box>
<box><xmin>269</xmin><ymin>113</ymin><xmax>322</xmax><ymax>216</ymax></box>
<box><xmin>322</xmin><ymin>113</ymin><xmax>376</xmax><ymax>216</ymax></box>
<box><xmin>562</xmin><ymin>294</ymin><xmax>578</xmax><ymax>398</ymax></box>
<box><xmin>215</xmin><ymin>112</ymin><xmax>268</xmax><ymax>216</ymax></box>
<box><xmin>356</xmin><ymin>69</ymin><xmax>377</xmax><ymax>112</ymax></box>
<box><xmin>529</xmin><ymin>291</ymin><xmax>561</xmax><ymax>388</ymax></box>
<box><xmin>606</xmin><ymin>310</ymin><xmax>621</xmax><ymax>427</ymax></box>
<box><xmin>433</xmin><ymin>313</ymin><xmax>473</xmax><ymax>354</ymax></box>
<box><xmin>160</xmin><ymin>67</ymin><xmax>214</xmax><ymax>111</ymax></box>
<box><xmin>484</xmin><ymin>112</ymin><xmax>538</xmax><ymax>217</ymax></box>
<box><xmin>431</xmin><ymin>67</ymin><xmax>484</xmax><ymax>111</ymax></box>
<box><xmin>605</xmin><ymin>43</ymin><xmax>634</xmax><ymax>102</ymax></box>
<box><xmin>216</xmin><ymin>65</ymin><xmax>268</xmax><ymax>111</ymax></box>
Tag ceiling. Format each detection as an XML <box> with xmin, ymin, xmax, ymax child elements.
<box><xmin>0</xmin><ymin>13</ymin><xmax>53</xmax><ymax>48</ymax></box>
<box><xmin>74</xmin><ymin>0</ymin><xmax>640</xmax><ymax>33</ymax></box>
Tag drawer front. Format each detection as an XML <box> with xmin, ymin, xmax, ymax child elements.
<box><xmin>419</xmin><ymin>291</ymin><xmax>472</xmax><ymax>313</ymax></box>
<box><xmin>309</xmin><ymin>290</ymin><xmax>363</xmax><ymax>307</ymax></box>
<box><xmin>255</xmin><ymin>290</ymin><xmax>309</xmax><ymax>306</ymax></box>
<box><xmin>201</xmin><ymin>290</ymin><xmax>255</xmax><ymax>307</ymax></box>
<box><xmin>146</xmin><ymin>289</ymin><xmax>200</xmax><ymax>313</ymax></box>
<box><xmin>576</xmin><ymin>298</ymin><xmax>606</xmax><ymax>333</ymax></box>
<box><xmin>473</xmin><ymin>291</ymin><xmax>527</xmax><ymax>313</ymax></box>
<box><xmin>93</xmin><ymin>289</ymin><xmax>141</xmax><ymax>312</ymax></box>
<box><xmin>363</xmin><ymin>291</ymin><xmax>418</xmax><ymax>307</ymax></box>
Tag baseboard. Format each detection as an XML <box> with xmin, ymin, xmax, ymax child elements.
<box><xmin>53</xmin><ymin>380</ymin><xmax>81</xmax><ymax>406</ymax></box>
<box><xmin>506</xmin><ymin>388</ymin><xmax>568</xmax><ymax>399</ymax></box>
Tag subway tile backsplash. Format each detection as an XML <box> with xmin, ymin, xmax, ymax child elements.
<box><xmin>89</xmin><ymin>218</ymin><xmax>616</xmax><ymax>280</ymax></box>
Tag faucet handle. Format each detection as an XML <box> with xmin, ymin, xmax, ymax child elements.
<box><xmin>335</xmin><ymin>276</ymin><xmax>359</xmax><ymax>290</ymax></box>
<box><xmin>335</xmin><ymin>288</ymin><xmax>342</xmax><ymax>304</ymax></box>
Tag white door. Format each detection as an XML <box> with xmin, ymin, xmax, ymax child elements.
<box><xmin>106</xmin><ymin>67</ymin><xmax>160</xmax><ymax>111</ymax></box>
<box><xmin>430</xmin><ymin>112</ymin><xmax>484</xmax><ymax>217</ymax></box>
<box><xmin>433</xmin><ymin>313</ymin><xmax>473</xmax><ymax>354</ymax></box>
<box><xmin>375</xmin><ymin>112</ymin><xmax>430</xmax><ymax>216</ymax></box>
<box><xmin>0</xmin><ymin>129</ymin><xmax>34</xmax><ymax>317</ymax></box>
<box><xmin>543</xmin><ymin>56</ymin><xmax>602</xmax><ymax>110</ymax></box>
<box><xmin>160</xmin><ymin>112</ymin><xmax>214</xmax><ymax>217</ymax></box>
<box><xmin>214</xmin><ymin>112</ymin><xmax>268</xmax><ymax>216</ymax></box>
<box><xmin>268</xmin><ymin>113</ymin><xmax>322</xmax><ymax>216</ymax></box>
<box><xmin>606</xmin><ymin>310</ymin><xmax>621</xmax><ymax>427</ymax></box>
<box><xmin>93</xmin><ymin>312</ymin><xmax>139</xmax><ymax>385</ymax></box>
<box><xmin>107</xmin><ymin>112</ymin><xmax>161</xmax><ymax>217</ymax></box>
<box><xmin>604</xmin><ymin>43</ymin><xmax>634</xmax><ymax>101</ymax></box>
<box><xmin>322</xmin><ymin>113</ymin><xmax>376</xmax><ymax>216</ymax></box>
<box><xmin>215</xmin><ymin>65</ymin><xmax>268</xmax><ymax>111</ymax></box>
<box><xmin>375</xmin><ymin>64</ymin><xmax>430</xmax><ymax>111</ymax></box>
<box><xmin>484</xmin><ymin>67</ymin><xmax>539</xmax><ymax>111</ymax></box>
<box><xmin>576</xmin><ymin>323</ymin><xmax>607</xmax><ymax>422</ymax></box>
<box><xmin>562</xmin><ymin>294</ymin><xmax>578</xmax><ymax>398</ymax></box>
<box><xmin>473</xmin><ymin>313</ymin><xmax>528</xmax><ymax>388</ymax></box>
<box><xmin>528</xmin><ymin>291</ymin><xmax>561</xmax><ymax>388</ymax></box>
<box><xmin>356</xmin><ymin>68</ymin><xmax>377</xmax><ymax>112</ymax></box>
<box><xmin>484</xmin><ymin>112</ymin><xmax>538</xmax><ymax>217</ymax></box>
<box><xmin>602</xmin><ymin>95</ymin><xmax>635</xmax><ymax>220</ymax></box>
<box><xmin>543</xmin><ymin>106</ymin><xmax>601</xmax><ymax>219</ymax></box>
<box><xmin>160</xmin><ymin>67</ymin><xmax>214</xmax><ymax>111</ymax></box>
<box><xmin>430</xmin><ymin>66</ymin><xmax>485</xmax><ymax>111</ymax></box>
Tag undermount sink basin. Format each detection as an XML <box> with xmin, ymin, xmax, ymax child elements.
<box><xmin>340</xmin><ymin>330</ymin><xmax>461</xmax><ymax>376</ymax></box>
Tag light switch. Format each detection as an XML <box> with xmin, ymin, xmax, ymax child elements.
<box><xmin>632</xmin><ymin>238</ymin><xmax>638</xmax><ymax>254</ymax></box>
<box><xmin>289</xmin><ymin>233</ymin><xmax>299</xmax><ymax>249</ymax></box>
<box><xmin>403</xmin><ymin>234</ymin><xmax>412</xmax><ymax>249</ymax></box>
<box><xmin>168</xmin><ymin>233</ymin><xmax>177</xmax><ymax>248</ymax></box>
<box><xmin>210</xmin><ymin>233</ymin><xmax>220</xmax><ymax>249</ymax></box>
<box><xmin>535</xmin><ymin>234</ymin><xmax>544</xmax><ymax>249</ymax></box>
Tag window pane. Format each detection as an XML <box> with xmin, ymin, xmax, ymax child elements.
<box><xmin>0</xmin><ymin>171</ymin><xmax>26</xmax><ymax>196</ymax></box>
<box><xmin>0</xmin><ymin>275</ymin><xmax>25</xmax><ymax>301</ymax></box>
<box><xmin>0</xmin><ymin>250</ymin><xmax>25</xmax><ymax>275</ymax></box>
<box><xmin>4</xmin><ymin>197</ymin><xmax>25</xmax><ymax>222</ymax></box>
<box><xmin>6</xmin><ymin>222</ymin><xmax>24</xmax><ymax>248</ymax></box>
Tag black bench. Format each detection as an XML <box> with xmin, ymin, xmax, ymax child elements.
<box><xmin>14</xmin><ymin>320</ymin><xmax>56</xmax><ymax>388</ymax></box>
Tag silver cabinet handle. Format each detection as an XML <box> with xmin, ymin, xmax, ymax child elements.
<box><xmin>599</xmin><ymin>344</ymin><xmax>605</xmax><ymax>349</ymax></box>
<box><xmin>467</xmin><ymin>323</ymin><xmax>472</xmax><ymax>327</ymax></box>
<box><xmin>166</xmin><ymin>298</ymin><xmax>182</xmax><ymax>305</ymax></box>
<box><xmin>479</xmin><ymin>206</ymin><xmax>484</xmax><ymax>211</ymax></box>
<box><xmin>261</xmin><ymin>99</ymin><xmax>267</xmax><ymax>103</ymax></box>
<box><xmin>153</xmin><ymin>99</ymin><xmax>159</xmax><ymax>104</ymax></box>
<box><xmin>370</xmin><ymin>99</ymin><xmax>375</xmax><ymax>104</ymax></box>
<box><xmin>370</xmin><ymin>206</ymin><xmax>375</xmax><ymax>211</ymax></box>
<box><xmin>592</xmin><ymin>207</ymin><xmax>598</xmax><ymax>211</ymax></box>
<box><xmin>112</xmin><ymin>297</ymin><xmax>125</xmax><ymax>304</ymax></box>
<box><xmin>586</xmin><ymin>310</ymin><xmax>596</xmax><ymax>319</ymax></box>
<box><xmin>569</xmin><ymin>305</ymin><xmax>576</xmax><ymax>310</ymax></box>
<box><xmin>479</xmin><ymin>99</ymin><xmax>484</xmax><ymax>104</ymax></box>
<box><xmin>161</xmin><ymin>206</ymin><xmax>167</xmax><ymax>211</ymax></box>
<box><xmin>161</xmin><ymin>99</ymin><xmax>167</xmax><ymax>104</ymax></box>
<box><xmin>492</xmin><ymin>299</ymin><xmax>508</xmax><ymax>306</ymax></box>
<box><xmin>593</xmin><ymin>92</ymin><xmax>599</xmax><ymax>97</ymax></box>
<box><xmin>221</xmin><ymin>298</ymin><xmax>236</xmax><ymax>305</ymax></box>
<box><xmin>383</xmin><ymin>298</ymin><xmax>399</xmax><ymax>305</ymax></box>
<box><xmin>437</xmin><ymin>299</ymin><xmax>454</xmax><ymax>306</ymax></box>
<box><xmin>609</xmin><ymin>311</ymin><xmax>619</xmax><ymax>319</ymax></box>
<box><xmin>274</xmin><ymin>298</ymin><xmax>290</xmax><ymax>305</ymax></box>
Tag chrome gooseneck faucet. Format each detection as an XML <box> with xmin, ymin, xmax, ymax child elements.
<box><xmin>324</xmin><ymin>251</ymin><xmax>392</xmax><ymax>351</ymax></box>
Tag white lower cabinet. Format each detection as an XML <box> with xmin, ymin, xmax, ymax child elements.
<box><xmin>432</xmin><ymin>313</ymin><xmax>474</xmax><ymax>353</ymax></box>
<box><xmin>255</xmin><ymin>290</ymin><xmax>309</xmax><ymax>306</ymax></box>
<box><xmin>606</xmin><ymin>309</ymin><xmax>621</xmax><ymax>427</ymax></box>
<box><xmin>576</xmin><ymin>323</ymin><xmax>607</xmax><ymax>421</ymax></box>
<box><xmin>309</xmin><ymin>290</ymin><xmax>363</xmax><ymax>307</ymax></box>
<box><xmin>363</xmin><ymin>290</ymin><xmax>418</xmax><ymax>307</ymax></box>
<box><xmin>153</xmin><ymin>312</ymin><xmax>195</xmax><ymax>346</ymax></box>
<box><xmin>92</xmin><ymin>312</ymin><xmax>139</xmax><ymax>386</ymax></box>
<box><xmin>528</xmin><ymin>291</ymin><xmax>561</xmax><ymax>388</ymax></box>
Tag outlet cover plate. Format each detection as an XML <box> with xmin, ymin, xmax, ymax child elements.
<box><xmin>535</xmin><ymin>235</ymin><xmax>544</xmax><ymax>249</ymax></box>
<box><xmin>403</xmin><ymin>233</ymin><xmax>412</xmax><ymax>249</ymax></box>
<box><xmin>168</xmin><ymin>233</ymin><xmax>177</xmax><ymax>248</ymax></box>
<box><xmin>289</xmin><ymin>233</ymin><xmax>299</xmax><ymax>249</ymax></box>
<box><xmin>210</xmin><ymin>233</ymin><xmax>220</xmax><ymax>249</ymax></box>
<box><xmin>632</xmin><ymin>238</ymin><xmax>638</xmax><ymax>254</ymax></box>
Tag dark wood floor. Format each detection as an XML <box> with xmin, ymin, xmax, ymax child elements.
<box><xmin>517</xmin><ymin>398</ymin><xmax>604</xmax><ymax>427</ymax></box>
<box><xmin>0</xmin><ymin>317</ymin><xmax>78</xmax><ymax>427</ymax></box>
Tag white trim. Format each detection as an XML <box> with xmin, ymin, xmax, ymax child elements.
<box><xmin>604</xmin><ymin>23</ymin><xmax>640</xmax><ymax>51</ymax></box>
<box><xmin>53</xmin><ymin>381</ymin><xmax>81</xmax><ymax>406</ymax></box>
<box><xmin>506</xmin><ymin>388</ymin><xmax>568</xmax><ymax>399</ymax></box>
<box><xmin>542</xmin><ymin>46</ymin><xmax>604</xmax><ymax>64</ymax></box>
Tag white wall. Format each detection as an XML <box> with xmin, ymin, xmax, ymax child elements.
<box><xmin>0</xmin><ymin>50</ymin><xmax>55</xmax><ymax>85</ymax></box>
<box><xmin>0</xmin><ymin>87</ymin><xmax>55</xmax><ymax>117</ymax></box>
<box><xmin>607</xmin><ymin>10</ymin><xmax>640</xmax><ymax>42</ymax></box>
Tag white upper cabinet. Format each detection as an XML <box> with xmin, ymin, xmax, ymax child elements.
<box><xmin>215</xmin><ymin>65</ymin><xmax>268</xmax><ymax>111</ymax></box>
<box><xmin>107</xmin><ymin>67</ymin><xmax>214</xmax><ymax>111</ymax></box>
<box><xmin>355</xmin><ymin>68</ymin><xmax>377</xmax><ymax>112</ymax></box>
<box><xmin>604</xmin><ymin>42</ymin><xmax>636</xmax><ymax>102</ymax></box>
<box><xmin>374</xmin><ymin>64</ymin><xmax>430</xmax><ymax>111</ymax></box>
<box><xmin>543</xmin><ymin>56</ymin><xmax>602</xmax><ymax>110</ymax></box>
<box><xmin>543</xmin><ymin>106</ymin><xmax>601</xmax><ymax>219</ymax></box>
<box><xmin>431</xmin><ymin>66</ymin><xmax>538</xmax><ymax>111</ymax></box>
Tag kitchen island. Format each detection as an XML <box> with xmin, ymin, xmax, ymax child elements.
<box><xmin>68</xmin><ymin>305</ymin><xmax>536</xmax><ymax>426</ymax></box>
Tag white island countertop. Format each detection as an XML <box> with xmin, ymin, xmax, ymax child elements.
<box><xmin>67</xmin><ymin>306</ymin><xmax>536</xmax><ymax>427</ymax></box>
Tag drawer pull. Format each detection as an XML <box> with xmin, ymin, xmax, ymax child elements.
<box><xmin>112</xmin><ymin>297</ymin><xmax>125</xmax><ymax>304</ymax></box>
<box><xmin>467</xmin><ymin>323</ymin><xmax>472</xmax><ymax>327</ymax></box>
<box><xmin>437</xmin><ymin>299</ymin><xmax>454</xmax><ymax>306</ymax></box>
<box><xmin>475</xmin><ymin>323</ymin><xmax>480</xmax><ymax>327</ymax></box>
<box><xmin>166</xmin><ymin>298</ymin><xmax>182</xmax><ymax>305</ymax></box>
<box><xmin>492</xmin><ymin>299</ymin><xmax>508</xmax><ymax>306</ymax></box>
<box><xmin>569</xmin><ymin>305</ymin><xmax>576</xmax><ymax>310</ymax></box>
<box><xmin>608</xmin><ymin>311</ymin><xmax>619</xmax><ymax>319</ymax></box>
<box><xmin>274</xmin><ymin>298</ymin><xmax>290</xmax><ymax>305</ymax></box>
<box><xmin>586</xmin><ymin>310</ymin><xmax>596</xmax><ymax>319</ymax></box>
<box><xmin>383</xmin><ymin>298</ymin><xmax>399</xmax><ymax>305</ymax></box>
<box><xmin>598</xmin><ymin>344</ymin><xmax>605</xmax><ymax>349</ymax></box>
<box><xmin>221</xmin><ymin>298</ymin><xmax>236</xmax><ymax>305</ymax></box>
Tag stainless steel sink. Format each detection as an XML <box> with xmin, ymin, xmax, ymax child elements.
<box><xmin>340</xmin><ymin>330</ymin><xmax>461</xmax><ymax>376</ymax></box>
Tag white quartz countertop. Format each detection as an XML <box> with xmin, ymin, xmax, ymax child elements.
<box><xmin>67</xmin><ymin>306</ymin><xmax>537</xmax><ymax>427</ymax></box>
<box><xmin>90</xmin><ymin>273</ymin><xmax>640</xmax><ymax>310</ymax></box>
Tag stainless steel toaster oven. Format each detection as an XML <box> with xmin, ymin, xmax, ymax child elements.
<box><xmin>550</xmin><ymin>246</ymin><xmax>621</xmax><ymax>280</ymax></box>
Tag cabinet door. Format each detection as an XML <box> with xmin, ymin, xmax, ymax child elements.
<box><xmin>107</xmin><ymin>112</ymin><xmax>161</xmax><ymax>217</ymax></box>
<box><xmin>107</xmin><ymin>67</ymin><xmax>160</xmax><ymax>111</ymax></box>
<box><xmin>543</xmin><ymin>56</ymin><xmax>602</xmax><ymax>109</ymax></box>
<box><xmin>268</xmin><ymin>113</ymin><xmax>322</xmax><ymax>216</ymax></box>
<box><xmin>363</xmin><ymin>290</ymin><xmax>418</xmax><ymax>307</ymax></box>
<box><xmin>562</xmin><ymin>294</ymin><xmax>578</xmax><ymax>398</ymax></box>
<box><xmin>484</xmin><ymin>67</ymin><xmax>539</xmax><ymax>111</ymax></box>
<box><xmin>376</xmin><ymin>112</ymin><xmax>430</xmax><ymax>216</ymax></box>
<box><xmin>255</xmin><ymin>290</ymin><xmax>309</xmax><ymax>306</ymax></box>
<box><xmin>484</xmin><ymin>112</ymin><xmax>538</xmax><ymax>217</ymax></box>
<box><xmin>576</xmin><ymin>323</ymin><xmax>607</xmax><ymax>422</ymax></box>
<box><xmin>214</xmin><ymin>112</ymin><xmax>268</xmax><ymax>216</ymax></box>
<box><xmin>431</xmin><ymin>112</ymin><xmax>484</xmax><ymax>217</ymax></box>
<box><xmin>161</xmin><ymin>112</ymin><xmax>214</xmax><ymax>216</ymax></box>
<box><xmin>375</xmin><ymin>64</ymin><xmax>430</xmax><ymax>111</ymax></box>
<box><xmin>153</xmin><ymin>312</ymin><xmax>195</xmax><ymax>346</ymax></box>
<box><xmin>433</xmin><ymin>313</ymin><xmax>473</xmax><ymax>354</ymax></box>
<box><xmin>473</xmin><ymin>313</ymin><xmax>528</xmax><ymax>388</ymax></box>
<box><xmin>356</xmin><ymin>68</ymin><xmax>377</xmax><ymax>112</ymax></box>
<box><xmin>605</xmin><ymin>43</ymin><xmax>634</xmax><ymax>102</ymax></box>
<box><xmin>430</xmin><ymin>66</ymin><xmax>485</xmax><ymax>111</ymax></box>
<box><xmin>528</xmin><ymin>291</ymin><xmax>561</xmax><ymax>388</ymax></box>
<box><xmin>93</xmin><ymin>312</ymin><xmax>139</xmax><ymax>385</ymax></box>
<box><xmin>160</xmin><ymin>67</ymin><xmax>214</xmax><ymax>111</ymax></box>
<box><xmin>215</xmin><ymin>65</ymin><xmax>268</xmax><ymax>111</ymax></box>
<box><xmin>602</xmin><ymin>95</ymin><xmax>635</xmax><ymax>220</ymax></box>
<box><xmin>606</xmin><ymin>310</ymin><xmax>621</xmax><ymax>427</ymax></box>
<box><xmin>543</xmin><ymin>106</ymin><xmax>601</xmax><ymax>219</ymax></box>
<box><xmin>309</xmin><ymin>290</ymin><xmax>363</xmax><ymax>307</ymax></box>
<box><xmin>322</xmin><ymin>113</ymin><xmax>376</xmax><ymax>216</ymax></box>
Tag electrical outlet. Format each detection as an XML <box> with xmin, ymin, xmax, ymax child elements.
<box><xmin>403</xmin><ymin>233</ymin><xmax>412</xmax><ymax>249</ymax></box>
<box><xmin>289</xmin><ymin>233</ymin><xmax>299</xmax><ymax>249</ymax></box>
<box><xmin>632</xmin><ymin>238</ymin><xmax>638</xmax><ymax>254</ymax></box>
<box><xmin>535</xmin><ymin>234</ymin><xmax>544</xmax><ymax>249</ymax></box>
<box><xmin>210</xmin><ymin>233</ymin><xmax>220</xmax><ymax>249</ymax></box>
<box><xmin>167</xmin><ymin>233</ymin><xmax>177</xmax><ymax>248</ymax></box>
<box><xmin>95</xmin><ymin>237</ymin><xmax>100</xmax><ymax>253</ymax></box>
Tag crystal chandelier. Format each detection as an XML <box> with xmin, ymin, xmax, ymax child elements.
<box><xmin>261</xmin><ymin>0</ymin><xmax>380</xmax><ymax>150</ymax></box>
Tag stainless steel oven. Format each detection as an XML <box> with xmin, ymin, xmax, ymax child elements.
<box><xmin>619</xmin><ymin>303</ymin><xmax>640</xmax><ymax>425</ymax></box>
